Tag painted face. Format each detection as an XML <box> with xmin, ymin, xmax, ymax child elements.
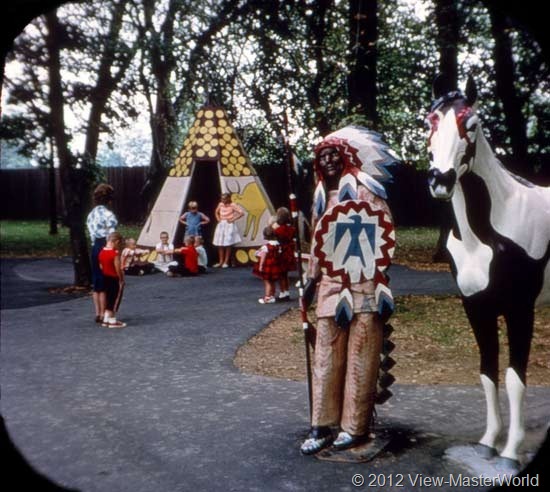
<box><xmin>427</xmin><ymin>101</ymin><xmax>478</xmax><ymax>200</ymax></box>
<box><xmin>318</xmin><ymin>147</ymin><xmax>343</xmax><ymax>180</ymax></box>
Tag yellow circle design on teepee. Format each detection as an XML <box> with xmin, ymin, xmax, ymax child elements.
<box><xmin>169</xmin><ymin>168</ymin><xmax>176</xmax><ymax>176</ymax></box>
<box><xmin>219</xmin><ymin>119</ymin><xmax>227</xmax><ymax>127</ymax></box>
<box><xmin>221</xmin><ymin>157</ymin><xmax>229</xmax><ymax>165</ymax></box>
<box><xmin>222</xmin><ymin>168</ymin><xmax>230</xmax><ymax>176</ymax></box>
<box><xmin>230</xmin><ymin>138</ymin><xmax>238</xmax><ymax>146</ymax></box>
<box><xmin>217</xmin><ymin>127</ymin><xmax>225</xmax><ymax>134</ymax></box>
<box><xmin>232</xmin><ymin>170</ymin><xmax>240</xmax><ymax>177</ymax></box>
<box><xmin>210</xmin><ymin>138</ymin><xmax>219</xmax><ymax>147</ymax></box>
<box><xmin>215</xmin><ymin>110</ymin><xmax>225</xmax><ymax>118</ymax></box>
<box><xmin>229</xmin><ymin>156</ymin><xmax>237</xmax><ymax>164</ymax></box>
<box><xmin>238</xmin><ymin>156</ymin><xmax>246</xmax><ymax>164</ymax></box>
<box><xmin>197</xmin><ymin>110</ymin><xmax>204</xmax><ymax>118</ymax></box>
<box><xmin>204</xmin><ymin>133</ymin><xmax>212</xmax><ymax>141</ymax></box>
<box><xmin>223</xmin><ymin>133</ymin><xmax>231</xmax><ymax>141</ymax></box>
<box><xmin>236</xmin><ymin>163</ymin><xmax>243</xmax><ymax>171</ymax></box>
<box><xmin>227</xmin><ymin>163</ymin><xmax>234</xmax><ymax>171</ymax></box>
<box><xmin>205</xmin><ymin>120</ymin><xmax>213</xmax><ymax>127</ymax></box>
<box><xmin>208</xmin><ymin>149</ymin><xmax>217</xmax><ymax>158</ymax></box>
<box><xmin>186</xmin><ymin>157</ymin><xmax>193</xmax><ymax>165</ymax></box>
<box><xmin>196</xmin><ymin>149</ymin><xmax>205</xmax><ymax>158</ymax></box>
<box><xmin>203</xmin><ymin>143</ymin><xmax>212</xmax><ymax>151</ymax></box>
<box><xmin>199</xmin><ymin>127</ymin><xmax>207</xmax><ymax>134</ymax></box>
<box><xmin>225</xmin><ymin>144</ymin><xmax>234</xmax><ymax>152</ymax></box>
<box><xmin>208</xmin><ymin>127</ymin><xmax>217</xmax><ymax>135</ymax></box>
<box><xmin>176</xmin><ymin>169</ymin><xmax>183</xmax><ymax>177</ymax></box>
<box><xmin>197</xmin><ymin>138</ymin><xmax>205</xmax><ymax>146</ymax></box>
<box><xmin>235</xmin><ymin>249</ymin><xmax>249</xmax><ymax>264</ymax></box>
<box><xmin>221</xmin><ymin>149</ymin><xmax>230</xmax><ymax>157</ymax></box>
<box><xmin>184</xmin><ymin>168</ymin><xmax>191</xmax><ymax>176</ymax></box>
<box><xmin>231</xmin><ymin>149</ymin><xmax>240</xmax><ymax>157</ymax></box>
<box><xmin>243</xmin><ymin>168</ymin><xmax>251</xmax><ymax>176</ymax></box>
<box><xmin>248</xmin><ymin>249</ymin><xmax>258</xmax><ymax>263</ymax></box>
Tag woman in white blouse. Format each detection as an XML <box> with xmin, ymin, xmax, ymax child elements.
<box><xmin>86</xmin><ymin>184</ymin><xmax>118</xmax><ymax>323</ymax></box>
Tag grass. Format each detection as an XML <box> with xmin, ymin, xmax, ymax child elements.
<box><xmin>235</xmin><ymin>295</ymin><xmax>550</xmax><ymax>385</ymax></box>
<box><xmin>395</xmin><ymin>226</ymin><xmax>440</xmax><ymax>251</ymax></box>
<box><xmin>1</xmin><ymin>221</ymin><xmax>442</xmax><ymax>261</ymax></box>
<box><xmin>0</xmin><ymin>220</ymin><xmax>142</xmax><ymax>257</ymax></box>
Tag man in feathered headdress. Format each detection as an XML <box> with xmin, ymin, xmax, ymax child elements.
<box><xmin>301</xmin><ymin>128</ymin><xmax>396</xmax><ymax>455</ymax></box>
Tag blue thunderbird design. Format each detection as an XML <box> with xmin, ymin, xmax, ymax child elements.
<box><xmin>334</xmin><ymin>215</ymin><xmax>376</xmax><ymax>267</ymax></box>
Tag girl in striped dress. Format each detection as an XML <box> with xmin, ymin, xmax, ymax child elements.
<box><xmin>212</xmin><ymin>193</ymin><xmax>244</xmax><ymax>268</ymax></box>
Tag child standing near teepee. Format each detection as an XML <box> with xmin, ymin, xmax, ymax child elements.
<box><xmin>271</xmin><ymin>207</ymin><xmax>296</xmax><ymax>301</ymax></box>
<box><xmin>253</xmin><ymin>226</ymin><xmax>282</xmax><ymax>304</ymax></box>
<box><xmin>98</xmin><ymin>231</ymin><xmax>127</xmax><ymax>328</ymax></box>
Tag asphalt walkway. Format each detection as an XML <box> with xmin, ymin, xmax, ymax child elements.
<box><xmin>1</xmin><ymin>259</ymin><xmax>548</xmax><ymax>491</ymax></box>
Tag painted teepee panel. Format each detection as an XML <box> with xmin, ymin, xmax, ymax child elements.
<box><xmin>138</xmin><ymin>177</ymin><xmax>192</xmax><ymax>247</ymax></box>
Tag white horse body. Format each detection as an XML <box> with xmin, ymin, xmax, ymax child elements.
<box><xmin>427</xmin><ymin>77</ymin><xmax>550</xmax><ymax>466</ymax></box>
<box><xmin>446</xmin><ymin>127</ymin><xmax>550</xmax><ymax>301</ymax></box>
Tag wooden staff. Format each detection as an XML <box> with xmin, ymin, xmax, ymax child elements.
<box><xmin>281</xmin><ymin>113</ymin><xmax>316</xmax><ymax>419</ymax></box>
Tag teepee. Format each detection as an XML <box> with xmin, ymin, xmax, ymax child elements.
<box><xmin>138</xmin><ymin>104</ymin><xmax>275</xmax><ymax>266</ymax></box>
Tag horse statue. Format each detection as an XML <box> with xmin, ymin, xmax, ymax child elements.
<box><xmin>426</xmin><ymin>74</ymin><xmax>550</xmax><ymax>468</ymax></box>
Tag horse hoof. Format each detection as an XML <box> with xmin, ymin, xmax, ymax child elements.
<box><xmin>496</xmin><ymin>456</ymin><xmax>521</xmax><ymax>474</ymax></box>
<box><xmin>474</xmin><ymin>443</ymin><xmax>497</xmax><ymax>459</ymax></box>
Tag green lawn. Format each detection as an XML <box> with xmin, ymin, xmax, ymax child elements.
<box><xmin>1</xmin><ymin>220</ymin><xmax>440</xmax><ymax>259</ymax></box>
<box><xmin>0</xmin><ymin>220</ymin><xmax>142</xmax><ymax>257</ymax></box>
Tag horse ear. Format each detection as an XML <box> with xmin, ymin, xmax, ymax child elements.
<box><xmin>432</xmin><ymin>73</ymin><xmax>454</xmax><ymax>99</ymax></box>
<box><xmin>465</xmin><ymin>75</ymin><xmax>478</xmax><ymax>106</ymax></box>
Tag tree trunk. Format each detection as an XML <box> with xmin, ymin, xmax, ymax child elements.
<box><xmin>348</xmin><ymin>0</ymin><xmax>378</xmax><ymax>128</ymax></box>
<box><xmin>487</xmin><ymin>5</ymin><xmax>529</xmax><ymax>174</ymax></box>
<box><xmin>305</xmin><ymin>0</ymin><xmax>333</xmax><ymax>136</ymax></box>
<box><xmin>140</xmin><ymin>0</ymin><xmax>179</xmax><ymax>210</ymax></box>
<box><xmin>434</xmin><ymin>0</ymin><xmax>459</xmax><ymax>88</ymax></box>
<box><xmin>48</xmin><ymin>136</ymin><xmax>58</xmax><ymax>235</ymax></box>
<box><xmin>45</xmin><ymin>11</ymin><xmax>91</xmax><ymax>286</ymax></box>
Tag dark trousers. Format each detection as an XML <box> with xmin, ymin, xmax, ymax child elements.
<box><xmin>104</xmin><ymin>276</ymin><xmax>123</xmax><ymax>312</ymax></box>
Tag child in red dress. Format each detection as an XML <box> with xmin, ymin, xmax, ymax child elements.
<box><xmin>98</xmin><ymin>231</ymin><xmax>126</xmax><ymax>328</ymax></box>
<box><xmin>253</xmin><ymin>226</ymin><xmax>282</xmax><ymax>304</ymax></box>
<box><xmin>271</xmin><ymin>207</ymin><xmax>297</xmax><ymax>301</ymax></box>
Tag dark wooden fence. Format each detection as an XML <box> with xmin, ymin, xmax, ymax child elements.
<box><xmin>0</xmin><ymin>165</ymin><xmax>444</xmax><ymax>226</ymax></box>
<box><xmin>0</xmin><ymin>167</ymin><xmax>149</xmax><ymax>223</ymax></box>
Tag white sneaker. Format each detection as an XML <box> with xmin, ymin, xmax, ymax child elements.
<box><xmin>258</xmin><ymin>296</ymin><xmax>276</xmax><ymax>304</ymax></box>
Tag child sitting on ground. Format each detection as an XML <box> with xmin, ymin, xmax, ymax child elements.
<box><xmin>98</xmin><ymin>231</ymin><xmax>126</xmax><ymax>328</ymax></box>
<box><xmin>121</xmin><ymin>238</ymin><xmax>154</xmax><ymax>276</ymax></box>
<box><xmin>168</xmin><ymin>235</ymin><xmax>199</xmax><ymax>277</ymax></box>
<box><xmin>195</xmin><ymin>236</ymin><xmax>208</xmax><ymax>273</ymax></box>
<box><xmin>154</xmin><ymin>231</ymin><xmax>175</xmax><ymax>274</ymax></box>
<box><xmin>253</xmin><ymin>226</ymin><xmax>282</xmax><ymax>304</ymax></box>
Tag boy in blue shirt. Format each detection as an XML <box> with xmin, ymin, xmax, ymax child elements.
<box><xmin>179</xmin><ymin>201</ymin><xmax>210</xmax><ymax>239</ymax></box>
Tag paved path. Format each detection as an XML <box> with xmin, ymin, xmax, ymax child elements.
<box><xmin>1</xmin><ymin>259</ymin><xmax>548</xmax><ymax>491</ymax></box>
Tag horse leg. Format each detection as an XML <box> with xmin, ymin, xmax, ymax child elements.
<box><xmin>499</xmin><ymin>305</ymin><xmax>534</xmax><ymax>462</ymax></box>
<box><xmin>464</xmin><ymin>301</ymin><xmax>501</xmax><ymax>453</ymax></box>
